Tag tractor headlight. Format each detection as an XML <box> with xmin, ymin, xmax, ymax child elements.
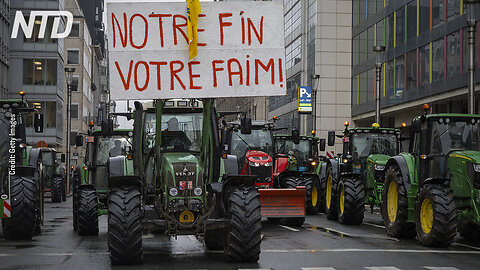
<box><xmin>473</xmin><ymin>164</ymin><xmax>480</xmax><ymax>173</ymax></box>
<box><xmin>265</xmin><ymin>162</ymin><xmax>273</xmax><ymax>167</ymax></box>
<box><xmin>249</xmin><ymin>161</ymin><xmax>261</xmax><ymax>167</ymax></box>
<box><xmin>375</xmin><ymin>165</ymin><xmax>386</xmax><ymax>171</ymax></box>
<box><xmin>169</xmin><ymin>187</ymin><xmax>178</xmax><ymax>197</ymax></box>
<box><xmin>194</xmin><ymin>187</ymin><xmax>202</xmax><ymax>196</ymax></box>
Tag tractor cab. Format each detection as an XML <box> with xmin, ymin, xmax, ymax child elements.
<box><xmin>223</xmin><ymin>120</ymin><xmax>275</xmax><ymax>187</ymax></box>
<box><xmin>275</xmin><ymin>135</ymin><xmax>319</xmax><ymax>173</ymax></box>
<box><xmin>40</xmin><ymin>148</ymin><xmax>65</xmax><ymax>202</ymax></box>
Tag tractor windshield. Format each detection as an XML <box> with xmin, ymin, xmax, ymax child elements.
<box><xmin>275</xmin><ymin>139</ymin><xmax>310</xmax><ymax>162</ymax></box>
<box><xmin>160</xmin><ymin>113</ymin><xmax>203</xmax><ymax>153</ymax></box>
<box><xmin>42</xmin><ymin>152</ymin><xmax>54</xmax><ymax>166</ymax></box>
<box><xmin>230</xmin><ymin>129</ymin><xmax>273</xmax><ymax>158</ymax></box>
<box><xmin>94</xmin><ymin>136</ymin><xmax>132</xmax><ymax>165</ymax></box>
<box><xmin>430</xmin><ymin>118</ymin><xmax>480</xmax><ymax>154</ymax></box>
<box><xmin>351</xmin><ymin>133</ymin><xmax>398</xmax><ymax>161</ymax></box>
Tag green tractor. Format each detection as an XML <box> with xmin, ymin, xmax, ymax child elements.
<box><xmin>103</xmin><ymin>99</ymin><xmax>261</xmax><ymax>264</ymax></box>
<box><xmin>323</xmin><ymin>121</ymin><xmax>402</xmax><ymax>225</ymax></box>
<box><xmin>73</xmin><ymin>124</ymin><xmax>133</xmax><ymax>236</ymax></box>
<box><xmin>274</xmin><ymin>133</ymin><xmax>326</xmax><ymax>215</ymax></box>
<box><xmin>40</xmin><ymin>148</ymin><xmax>66</xmax><ymax>203</ymax></box>
<box><xmin>383</xmin><ymin>106</ymin><xmax>480</xmax><ymax>246</ymax></box>
<box><xmin>0</xmin><ymin>93</ymin><xmax>45</xmax><ymax>239</ymax></box>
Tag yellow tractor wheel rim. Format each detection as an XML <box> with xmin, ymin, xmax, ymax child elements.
<box><xmin>326</xmin><ymin>175</ymin><xmax>332</xmax><ymax>209</ymax></box>
<box><xmin>420</xmin><ymin>198</ymin><xmax>433</xmax><ymax>234</ymax></box>
<box><xmin>387</xmin><ymin>181</ymin><xmax>398</xmax><ymax>223</ymax></box>
<box><xmin>312</xmin><ymin>185</ymin><xmax>318</xmax><ymax>207</ymax></box>
<box><xmin>339</xmin><ymin>186</ymin><xmax>345</xmax><ymax>214</ymax></box>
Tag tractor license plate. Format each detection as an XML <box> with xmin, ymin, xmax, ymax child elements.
<box><xmin>188</xmin><ymin>181</ymin><xmax>193</xmax><ymax>190</ymax></box>
<box><xmin>179</xmin><ymin>181</ymin><xmax>186</xmax><ymax>190</ymax></box>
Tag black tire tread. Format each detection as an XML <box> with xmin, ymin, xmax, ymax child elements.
<box><xmin>338</xmin><ymin>177</ymin><xmax>365</xmax><ymax>225</ymax></box>
<box><xmin>2</xmin><ymin>174</ymin><xmax>38</xmax><ymax>240</ymax></box>
<box><xmin>51</xmin><ymin>176</ymin><xmax>63</xmax><ymax>203</ymax></box>
<box><xmin>225</xmin><ymin>186</ymin><xmax>262</xmax><ymax>262</ymax></box>
<box><xmin>108</xmin><ymin>186</ymin><xmax>143</xmax><ymax>265</ymax></box>
<box><xmin>283</xmin><ymin>177</ymin><xmax>305</xmax><ymax>226</ymax></box>
<box><xmin>78</xmin><ymin>188</ymin><xmax>99</xmax><ymax>236</ymax></box>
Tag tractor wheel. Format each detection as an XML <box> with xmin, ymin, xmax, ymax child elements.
<box><xmin>73</xmin><ymin>172</ymin><xmax>80</xmax><ymax>231</ymax></box>
<box><xmin>51</xmin><ymin>176</ymin><xmax>63</xmax><ymax>203</ymax></box>
<box><xmin>324</xmin><ymin>166</ymin><xmax>338</xmax><ymax>220</ymax></box>
<box><xmin>381</xmin><ymin>165</ymin><xmax>416</xmax><ymax>238</ymax></box>
<box><xmin>2</xmin><ymin>174</ymin><xmax>38</xmax><ymax>240</ymax></box>
<box><xmin>283</xmin><ymin>177</ymin><xmax>305</xmax><ymax>226</ymax></box>
<box><xmin>204</xmin><ymin>229</ymin><xmax>224</xmax><ymax>250</ymax></box>
<box><xmin>61</xmin><ymin>179</ymin><xmax>66</xmax><ymax>202</ymax></box>
<box><xmin>77</xmin><ymin>188</ymin><xmax>99</xmax><ymax>236</ymax></box>
<box><xmin>108</xmin><ymin>186</ymin><xmax>143</xmax><ymax>265</ymax></box>
<box><xmin>415</xmin><ymin>184</ymin><xmax>457</xmax><ymax>247</ymax></box>
<box><xmin>34</xmin><ymin>185</ymin><xmax>44</xmax><ymax>235</ymax></box>
<box><xmin>319</xmin><ymin>173</ymin><xmax>326</xmax><ymax>213</ymax></box>
<box><xmin>459</xmin><ymin>223</ymin><xmax>480</xmax><ymax>242</ymax></box>
<box><xmin>281</xmin><ymin>175</ymin><xmax>298</xmax><ymax>189</ymax></box>
<box><xmin>337</xmin><ymin>177</ymin><xmax>365</xmax><ymax>225</ymax></box>
<box><xmin>301</xmin><ymin>176</ymin><xmax>321</xmax><ymax>215</ymax></box>
<box><xmin>225</xmin><ymin>186</ymin><xmax>261</xmax><ymax>262</ymax></box>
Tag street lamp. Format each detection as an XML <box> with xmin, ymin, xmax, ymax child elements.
<box><xmin>311</xmin><ymin>74</ymin><xmax>320</xmax><ymax>135</ymax></box>
<box><xmin>65</xmin><ymin>67</ymin><xmax>75</xmax><ymax>192</ymax></box>
<box><xmin>466</xmin><ymin>0</ymin><xmax>479</xmax><ymax>114</ymax></box>
<box><xmin>373</xmin><ymin>45</ymin><xmax>386</xmax><ymax>125</ymax></box>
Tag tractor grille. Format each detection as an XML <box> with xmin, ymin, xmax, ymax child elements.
<box><xmin>172</xmin><ymin>163</ymin><xmax>197</xmax><ymax>196</ymax></box>
<box><xmin>250</xmin><ymin>165</ymin><xmax>272</xmax><ymax>183</ymax></box>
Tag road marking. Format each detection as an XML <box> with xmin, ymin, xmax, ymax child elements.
<box><xmin>278</xmin><ymin>225</ymin><xmax>300</xmax><ymax>232</ymax></box>
<box><xmin>365</xmin><ymin>267</ymin><xmax>401</xmax><ymax>270</ymax></box>
<box><xmin>364</xmin><ymin>222</ymin><xmax>385</xmax><ymax>229</ymax></box>
<box><xmin>301</xmin><ymin>268</ymin><xmax>336</xmax><ymax>270</ymax></box>
<box><xmin>453</xmin><ymin>242</ymin><xmax>480</xmax><ymax>251</ymax></box>
<box><xmin>424</xmin><ymin>267</ymin><xmax>460</xmax><ymax>270</ymax></box>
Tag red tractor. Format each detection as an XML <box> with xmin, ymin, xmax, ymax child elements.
<box><xmin>221</xmin><ymin>119</ymin><xmax>306</xmax><ymax>225</ymax></box>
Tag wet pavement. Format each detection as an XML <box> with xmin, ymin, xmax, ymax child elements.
<box><xmin>1</xmin><ymin>197</ymin><xmax>480</xmax><ymax>270</ymax></box>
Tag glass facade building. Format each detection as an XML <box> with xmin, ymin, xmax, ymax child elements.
<box><xmin>352</xmin><ymin>0</ymin><xmax>480</xmax><ymax>117</ymax></box>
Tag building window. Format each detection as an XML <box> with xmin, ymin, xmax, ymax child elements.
<box><xmin>395</xmin><ymin>55</ymin><xmax>405</xmax><ymax>100</ymax></box>
<box><xmin>406</xmin><ymin>50</ymin><xmax>417</xmax><ymax>90</ymax></box>
<box><xmin>25</xmin><ymin>101</ymin><xmax>57</xmax><ymax>129</ymax></box>
<box><xmin>360</xmin><ymin>0</ymin><xmax>366</xmax><ymax>21</ymax></box>
<box><xmin>284</xmin><ymin>0</ymin><xmax>301</xmax><ymax>37</ymax></box>
<box><xmin>386</xmin><ymin>14</ymin><xmax>394</xmax><ymax>50</ymax></box>
<box><xmin>368</xmin><ymin>0</ymin><xmax>376</xmax><ymax>17</ymax></box>
<box><xmin>70</xmin><ymin>22</ymin><xmax>80</xmax><ymax>38</ymax></box>
<box><xmin>46</xmin><ymin>102</ymin><xmax>56</xmax><ymax>128</ymax></box>
<box><xmin>24</xmin><ymin>17</ymin><xmax>57</xmax><ymax>44</ymax></box>
<box><xmin>67</xmin><ymin>49</ymin><xmax>80</xmax><ymax>65</ymax></box>
<box><xmin>419</xmin><ymin>43</ymin><xmax>431</xmax><ymax>87</ymax></box>
<box><xmin>447</xmin><ymin>30</ymin><xmax>461</xmax><ymax>77</ymax></box>
<box><xmin>386</xmin><ymin>60</ymin><xmax>394</xmax><ymax>98</ymax></box>
<box><xmin>368</xmin><ymin>26</ymin><xmax>374</xmax><ymax>61</ymax></box>
<box><xmin>396</xmin><ymin>7</ymin><xmax>405</xmax><ymax>47</ymax></box>
<box><xmin>23</xmin><ymin>59</ymin><xmax>57</xmax><ymax>86</ymax></box>
<box><xmin>71</xmin><ymin>104</ymin><xmax>79</xmax><ymax>119</ymax></box>
<box><xmin>71</xmin><ymin>76</ymin><xmax>79</xmax><ymax>91</ymax></box>
<box><xmin>432</xmin><ymin>0</ymin><xmax>445</xmax><ymax>28</ymax></box>
<box><xmin>377</xmin><ymin>19</ymin><xmax>385</xmax><ymax>47</ymax></box>
<box><xmin>286</xmin><ymin>37</ymin><xmax>301</xmax><ymax>70</ymax></box>
<box><xmin>353</xmin><ymin>34</ymin><xmax>360</xmax><ymax>66</ymax></box>
<box><xmin>359</xmin><ymin>71</ymin><xmax>367</xmax><ymax>104</ymax></box>
<box><xmin>353</xmin><ymin>0</ymin><xmax>359</xmax><ymax>26</ymax></box>
<box><xmin>407</xmin><ymin>1</ymin><xmax>417</xmax><ymax>41</ymax></box>
<box><xmin>359</xmin><ymin>30</ymin><xmax>367</xmax><ymax>64</ymax></box>
<box><xmin>447</xmin><ymin>0</ymin><xmax>461</xmax><ymax>22</ymax></box>
<box><xmin>432</xmin><ymin>38</ymin><xmax>445</xmax><ymax>82</ymax></box>
<box><xmin>419</xmin><ymin>0</ymin><xmax>430</xmax><ymax>35</ymax></box>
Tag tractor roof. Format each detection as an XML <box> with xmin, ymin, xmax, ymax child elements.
<box><xmin>425</xmin><ymin>113</ymin><xmax>480</xmax><ymax>120</ymax></box>
<box><xmin>347</xmin><ymin>127</ymin><xmax>401</xmax><ymax>135</ymax></box>
<box><xmin>274</xmin><ymin>134</ymin><xmax>319</xmax><ymax>141</ymax></box>
<box><xmin>0</xmin><ymin>100</ymin><xmax>27</xmax><ymax>108</ymax></box>
<box><xmin>228</xmin><ymin>120</ymin><xmax>274</xmax><ymax>127</ymax></box>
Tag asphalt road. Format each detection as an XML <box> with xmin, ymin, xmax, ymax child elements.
<box><xmin>1</xmin><ymin>197</ymin><xmax>480</xmax><ymax>270</ymax></box>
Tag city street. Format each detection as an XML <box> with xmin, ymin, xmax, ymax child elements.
<box><xmin>1</xmin><ymin>197</ymin><xmax>479</xmax><ymax>270</ymax></box>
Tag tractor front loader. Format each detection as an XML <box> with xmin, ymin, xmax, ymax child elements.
<box><xmin>103</xmin><ymin>99</ymin><xmax>262</xmax><ymax>264</ymax></box>
<box><xmin>383</xmin><ymin>105</ymin><xmax>480</xmax><ymax>247</ymax></box>
<box><xmin>221</xmin><ymin>120</ymin><xmax>306</xmax><ymax>226</ymax></box>
<box><xmin>0</xmin><ymin>92</ymin><xmax>45</xmax><ymax>240</ymax></box>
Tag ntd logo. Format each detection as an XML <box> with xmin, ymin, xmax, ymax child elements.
<box><xmin>11</xmin><ymin>11</ymin><xmax>73</xmax><ymax>39</ymax></box>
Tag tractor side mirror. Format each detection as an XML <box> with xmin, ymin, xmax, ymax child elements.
<box><xmin>292</xmin><ymin>129</ymin><xmax>300</xmax><ymax>144</ymax></box>
<box><xmin>101</xmin><ymin>119</ymin><xmax>113</xmax><ymax>137</ymax></box>
<box><xmin>61</xmin><ymin>154</ymin><xmax>66</xmax><ymax>163</ymax></box>
<box><xmin>75</xmin><ymin>135</ymin><xmax>83</xmax><ymax>147</ymax></box>
<box><xmin>319</xmin><ymin>138</ymin><xmax>326</xmax><ymax>151</ymax></box>
<box><xmin>327</xmin><ymin>131</ymin><xmax>335</xmax><ymax>146</ymax></box>
<box><xmin>240</xmin><ymin>117</ymin><xmax>252</xmax><ymax>134</ymax></box>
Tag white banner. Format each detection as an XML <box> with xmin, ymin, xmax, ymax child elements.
<box><xmin>107</xmin><ymin>1</ymin><xmax>286</xmax><ymax>100</ymax></box>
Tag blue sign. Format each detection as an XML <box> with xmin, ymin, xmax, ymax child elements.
<box><xmin>298</xmin><ymin>86</ymin><xmax>312</xmax><ymax>113</ymax></box>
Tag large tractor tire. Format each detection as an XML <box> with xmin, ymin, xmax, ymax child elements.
<box><xmin>415</xmin><ymin>184</ymin><xmax>457</xmax><ymax>247</ymax></box>
<box><xmin>61</xmin><ymin>179</ymin><xmax>66</xmax><ymax>202</ymax></box>
<box><xmin>2</xmin><ymin>174</ymin><xmax>38</xmax><ymax>240</ymax></box>
<box><xmin>204</xmin><ymin>229</ymin><xmax>224</xmax><ymax>250</ymax></box>
<box><xmin>72</xmin><ymin>171</ymin><xmax>81</xmax><ymax>231</ymax></box>
<box><xmin>282</xmin><ymin>178</ymin><xmax>305</xmax><ymax>226</ymax></box>
<box><xmin>108</xmin><ymin>186</ymin><xmax>143</xmax><ymax>265</ymax></box>
<box><xmin>77</xmin><ymin>188</ymin><xmax>99</xmax><ymax>236</ymax></box>
<box><xmin>301</xmin><ymin>176</ymin><xmax>321</xmax><ymax>215</ymax></box>
<box><xmin>337</xmin><ymin>177</ymin><xmax>365</xmax><ymax>225</ymax></box>
<box><xmin>319</xmin><ymin>173</ymin><xmax>327</xmax><ymax>213</ymax></box>
<box><xmin>280</xmin><ymin>175</ymin><xmax>298</xmax><ymax>189</ymax></box>
<box><xmin>381</xmin><ymin>165</ymin><xmax>416</xmax><ymax>238</ymax></box>
<box><xmin>51</xmin><ymin>176</ymin><xmax>64</xmax><ymax>203</ymax></box>
<box><xmin>324</xmin><ymin>166</ymin><xmax>338</xmax><ymax>220</ymax></box>
<box><xmin>225</xmin><ymin>186</ymin><xmax>261</xmax><ymax>262</ymax></box>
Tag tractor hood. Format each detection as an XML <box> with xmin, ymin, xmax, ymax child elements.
<box><xmin>448</xmin><ymin>150</ymin><xmax>480</xmax><ymax>164</ymax></box>
<box><xmin>160</xmin><ymin>152</ymin><xmax>203</xmax><ymax>196</ymax></box>
<box><xmin>246</xmin><ymin>150</ymin><xmax>273</xmax><ymax>165</ymax></box>
<box><xmin>367</xmin><ymin>154</ymin><xmax>391</xmax><ymax>166</ymax></box>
